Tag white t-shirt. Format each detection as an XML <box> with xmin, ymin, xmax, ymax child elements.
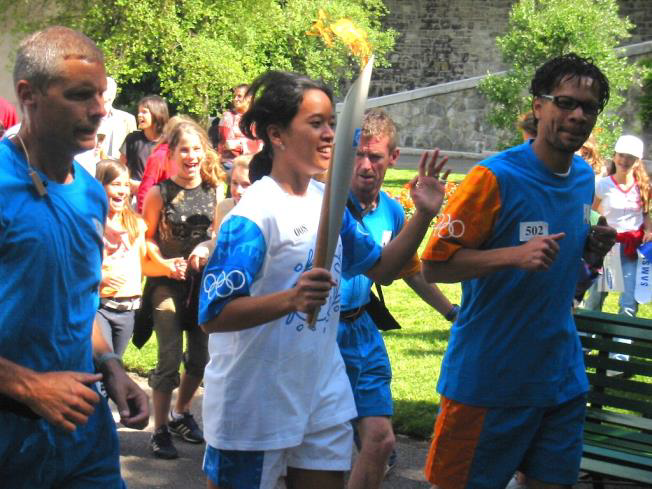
<box><xmin>595</xmin><ymin>175</ymin><xmax>643</xmax><ymax>233</ymax></box>
<box><xmin>199</xmin><ymin>176</ymin><xmax>381</xmax><ymax>451</ymax></box>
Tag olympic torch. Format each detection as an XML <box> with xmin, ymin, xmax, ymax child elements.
<box><xmin>308</xmin><ymin>55</ymin><xmax>375</xmax><ymax>327</ymax></box>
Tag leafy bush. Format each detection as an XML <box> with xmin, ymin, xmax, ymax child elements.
<box><xmin>478</xmin><ymin>0</ymin><xmax>641</xmax><ymax>152</ymax></box>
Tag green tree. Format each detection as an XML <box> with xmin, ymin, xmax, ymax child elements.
<box><xmin>478</xmin><ymin>0</ymin><xmax>642</xmax><ymax>151</ymax></box>
<box><xmin>1</xmin><ymin>0</ymin><xmax>395</xmax><ymax>121</ymax></box>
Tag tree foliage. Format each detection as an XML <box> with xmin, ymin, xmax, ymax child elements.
<box><xmin>1</xmin><ymin>0</ymin><xmax>395</xmax><ymax>120</ymax></box>
<box><xmin>478</xmin><ymin>0</ymin><xmax>642</xmax><ymax>151</ymax></box>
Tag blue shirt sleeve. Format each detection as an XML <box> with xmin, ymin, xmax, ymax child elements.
<box><xmin>340</xmin><ymin>208</ymin><xmax>382</xmax><ymax>280</ymax></box>
<box><xmin>199</xmin><ymin>215</ymin><xmax>266</xmax><ymax>324</ymax></box>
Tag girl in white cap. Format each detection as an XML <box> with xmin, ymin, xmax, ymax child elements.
<box><xmin>585</xmin><ymin>134</ymin><xmax>650</xmax><ymax>319</ymax></box>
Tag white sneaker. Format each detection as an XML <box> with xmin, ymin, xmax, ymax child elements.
<box><xmin>505</xmin><ymin>475</ymin><xmax>527</xmax><ymax>489</ymax></box>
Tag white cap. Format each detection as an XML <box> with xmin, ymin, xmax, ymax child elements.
<box><xmin>614</xmin><ymin>135</ymin><xmax>644</xmax><ymax>159</ymax></box>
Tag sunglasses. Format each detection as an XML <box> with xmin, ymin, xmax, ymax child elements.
<box><xmin>539</xmin><ymin>94</ymin><xmax>602</xmax><ymax>116</ymax></box>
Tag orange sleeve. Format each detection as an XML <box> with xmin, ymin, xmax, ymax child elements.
<box><xmin>421</xmin><ymin>166</ymin><xmax>502</xmax><ymax>262</ymax></box>
<box><xmin>396</xmin><ymin>251</ymin><xmax>421</xmax><ymax>279</ymax></box>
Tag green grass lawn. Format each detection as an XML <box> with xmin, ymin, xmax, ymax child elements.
<box><xmin>123</xmin><ymin>167</ymin><xmax>652</xmax><ymax>440</ymax></box>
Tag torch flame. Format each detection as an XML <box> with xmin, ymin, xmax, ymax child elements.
<box><xmin>307</xmin><ymin>9</ymin><xmax>372</xmax><ymax>67</ymax></box>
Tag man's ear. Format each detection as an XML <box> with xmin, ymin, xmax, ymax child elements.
<box><xmin>388</xmin><ymin>147</ymin><xmax>400</xmax><ymax>167</ymax></box>
<box><xmin>531</xmin><ymin>96</ymin><xmax>543</xmax><ymax>122</ymax></box>
<box><xmin>15</xmin><ymin>80</ymin><xmax>37</xmax><ymax>110</ymax></box>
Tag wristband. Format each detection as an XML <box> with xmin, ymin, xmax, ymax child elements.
<box><xmin>444</xmin><ymin>304</ymin><xmax>460</xmax><ymax>322</ymax></box>
<box><xmin>94</xmin><ymin>352</ymin><xmax>122</xmax><ymax>370</ymax></box>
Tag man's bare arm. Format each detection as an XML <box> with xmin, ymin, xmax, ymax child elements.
<box><xmin>403</xmin><ymin>272</ymin><xmax>454</xmax><ymax>317</ymax></box>
<box><xmin>422</xmin><ymin>234</ymin><xmax>565</xmax><ymax>284</ymax></box>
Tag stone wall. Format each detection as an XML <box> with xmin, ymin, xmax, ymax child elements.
<box><xmin>373</xmin><ymin>0</ymin><xmax>652</xmax><ymax>97</ymax></box>
<box><xmin>620</xmin><ymin>0</ymin><xmax>652</xmax><ymax>44</ymax></box>
<box><xmin>372</xmin><ymin>0</ymin><xmax>511</xmax><ymax>97</ymax></box>
<box><xmin>364</xmin><ymin>77</ymin><xmax>507</xmax><ymax>154</ymax></box>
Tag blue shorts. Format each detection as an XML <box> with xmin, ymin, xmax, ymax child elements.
<box><xmin>425</xmin><ymin>394</ymin><xmax>587</xmax><ymax>489</ymax></box>
<box><xmin>0</xmin><ymin>390</ymin><xmax>124</xmax><ymax>489</ymax></box>
<box><xmin>337</xmin><ymin>311</ymin><xmax>392</xmax><ymax>418</ymax></box>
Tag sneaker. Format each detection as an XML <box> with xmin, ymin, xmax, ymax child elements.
<box><xmin>505</xmin><ymin>474</ymin><xmax>527</xmax><ymax>489</ymax></box>
<box><xmin>150</xmin><ymin>426</ymin><xmax>178</xmax><ymax>459</ymax></box>
<box><xmin>168</xmin><ymin>412</ymin><xmax>204</xmax><ymax>444</ymax></box>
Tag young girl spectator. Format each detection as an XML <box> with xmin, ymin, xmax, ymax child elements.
<box><xmin>136</xmin><ymin>115</ymin><xmax>201</xmax><ymax>212</ymax></box>
<box><xmin>121</xmin><ymin>95</ymin><xmax>169</xmax><ymax>193</ymax></box>
<box><xmin>585</xmin><ymin>134</ymin><xmax>651</xmax><ymax>317</ymax></box>
<box><xmin>188</xmin><ymin>154</ymin><xmax>252</xmax><ymax>270</ymax></box>
<box><xmin>95</xmin><ymin>160</ymin><xmax>172</xmax><ymax>358</ymax></box>
<box><xmin>142</xmin><ymin>120</ymin><xmax>225</xmax><ymax>459</ymax></box>
<box><xmin>198</xmin><ymin>71</ymin><xmax>447</xmax><ymax>489</ymax></box>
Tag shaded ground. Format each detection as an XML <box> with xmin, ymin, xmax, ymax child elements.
<box><xmin>116</xmin><ymin>374</ymin><xmax>432</xmax><ymax>488</ymax></box>
<box><xmin>115</xmin><ymin>374</ymin><xmax>648</xmax><ymax>489</ymax></box>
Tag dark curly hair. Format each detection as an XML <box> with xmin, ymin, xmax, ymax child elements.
<box><xmin>530</xmin><ymin>53</ymin><xmax>610</xmax><ymax>116</ymax></box>
<box><xmin>239</xmin><ymin>71</ymin><xmax>333</xmax><ymax>183</ymax></box>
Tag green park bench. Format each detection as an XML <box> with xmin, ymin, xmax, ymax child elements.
<box><xmin>574</xmin><ymin>309</ymin><xmax>652</xmax><ymax>487</ymax></box>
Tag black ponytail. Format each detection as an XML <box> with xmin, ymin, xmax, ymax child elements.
<box><xmin>249</xmin><ymin>146</ymin><xmax>273</xmax><ymax>183</ymax></box>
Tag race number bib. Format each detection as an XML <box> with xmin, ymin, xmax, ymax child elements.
<box><xmin>519</xmin><ymin>221</ymin><xmax>549</xmax><ymax>242</ymax></box>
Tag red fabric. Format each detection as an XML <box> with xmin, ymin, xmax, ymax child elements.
<box><xmin>217</xmin><ymin>110</ymin><xmax>262</xmax><ymax>161</ymax></box>
<box><xmin>0</xmin><ymin>97</ymin><xmax>18</xmax><ymax>131</ymax></box>
<box><xmin>136</xmin><ymin>143</ymin><xmax>176</xmax><ymax>212</ymax></box>
<box><xmin>616</xmin><ymin>226</ymin><xmax>644</xmax><ymax>257</ymax></box>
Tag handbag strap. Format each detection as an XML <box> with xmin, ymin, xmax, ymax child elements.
<box><xmin>346</xmin><ymin>197</ymin><xmax>386</xmax><ymax>306</ymax></box>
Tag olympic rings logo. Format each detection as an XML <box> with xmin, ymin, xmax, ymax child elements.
<box><xmin>203</xmin><ymin>270</ymin><xmax>246</xmax><ymax>299</ymax></box>
<box><xmin>434</xmin><ymin>213</ymin><xmax>465</xmax><ymax>239</ymax></box>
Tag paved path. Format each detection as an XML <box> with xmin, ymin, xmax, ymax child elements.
<box><xmin>116</xmin><ymin>374</ymin><xmax>431</xmax><ymax>488</ymax></box>
<box><xmin>116</xmin><ymin>374</ymin><xmax>644</xmax><ymax>489</ymax></box>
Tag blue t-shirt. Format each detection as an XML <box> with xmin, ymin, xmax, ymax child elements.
<box><xmin>339</xmin><ymin>191</ymin><xmax>405</xmax><ymax>310</ymax></box>
<box><xmin>436</xmin><ymin>142</ymin><xmax>594</xmax><ymax>407</ymax></box>
<box><xmin>0</xmin><ymin>138</ymin><xmax>107</xmax><ymax>374</ymax></box>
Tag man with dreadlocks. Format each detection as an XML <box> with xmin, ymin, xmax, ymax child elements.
<box><xmin>420</xmin><ymin>54</ymin><xmax>617</xmax><ymax>489</ymax></box>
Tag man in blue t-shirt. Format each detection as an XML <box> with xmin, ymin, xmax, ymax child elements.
<box><xmin>421</xmin><ymin>54</ymin><xmax>616</xmax><ymax>489</ymax></box>
<box><xmin>339</xmin><ymin>108</ymin><xmax>458</xmax><ymax>489</ymax></box>
<box><xmin>0</xmin><ymin>27</ymin><xmax>149</xmax><ymax>488</ymax></box>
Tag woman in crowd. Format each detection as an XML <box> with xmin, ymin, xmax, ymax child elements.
<box><xmin>95</xmin><ymin>160</ymin><xmax>173</xmax><ymax>357</ymax></box>
<box><xmin>142</xmin><ymin>120</ymin><xmax>225</xmax><ymax>459</ymax></box>
<box><xmin>121</xmin><ymin>95</ymin><xmax>169</xmax><ymax>193</ymax></box>
<box><xmin>198</xmin><ymin>71</ymin><xmax>447</xmax><ymax>489</ymax></box>
<box><xmin>217</xmin><ymin>84</ymin><xmax>262</xmax><ymax>172</ymax></box>
<box><xmin>585</xmin><ymin>134</ymin><xmax>651</xmax><ymax>317</ymax></box>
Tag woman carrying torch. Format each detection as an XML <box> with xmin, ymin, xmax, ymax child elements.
<box><xmin>198</xmin><ymin>71</ymin><xmax>448</xmax><ymax>489</ymax></box>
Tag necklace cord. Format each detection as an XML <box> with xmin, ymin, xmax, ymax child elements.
<box><xmin>15</xmin><ymin>134</ymin><xmax>48</xmax><ymax>197</ymax></box>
